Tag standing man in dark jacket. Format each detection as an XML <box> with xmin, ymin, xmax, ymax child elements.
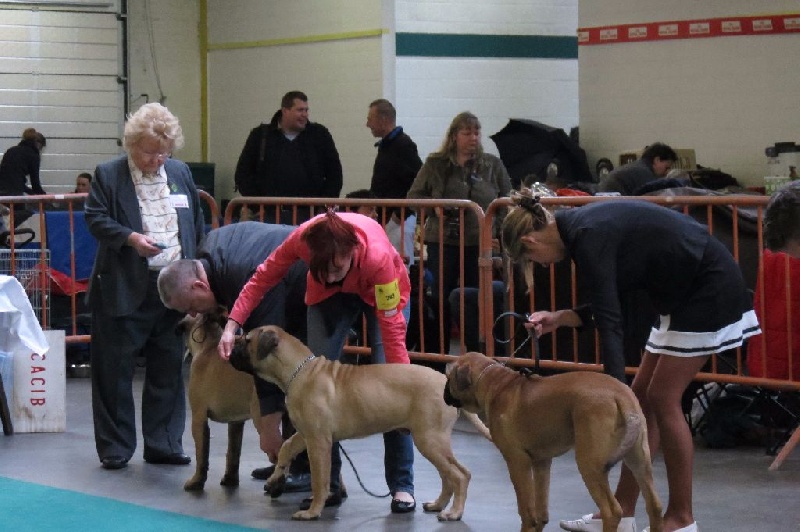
<box><xmin>234</xmin><ymin>91</ymin><xmax>343</xmax><ymax>224</ymax></box>
<box><xmin>366</xmin><ymin>99</ymin><xmax>421</xmax><ymax>204</ymax></box>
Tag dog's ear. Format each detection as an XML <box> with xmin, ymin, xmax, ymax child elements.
<box><xmin>453</xmin><ymin>363</ymin><xmax>473</xmax><ymax>392</ymax></box>
<box><xmin>175</xmin><ymin>315</ymin><xmax>197</xmax><ymax>335</ymax></box>
<box><xmin>256</xmin><ymin>328</ymin><xmax>279</xmax><ymax>360</ymax></box>
<box><xmin>208</xmin><ymin>306</ymin><xmax>228</xmax><ymax>328</ymax></box>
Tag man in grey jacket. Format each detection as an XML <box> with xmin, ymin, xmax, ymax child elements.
<box><xmin>157</xmin><ymin>221</ymin><xmax>312</xmax><ymax>492</ymax></box>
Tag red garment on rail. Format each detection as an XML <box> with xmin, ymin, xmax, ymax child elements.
<box><xmin>747</xmin><ymin>249</ymin><xmax>800</xmax><ymax>380</ymax></box>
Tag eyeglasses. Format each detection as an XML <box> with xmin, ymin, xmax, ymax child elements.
<box><xmin>138</xmin><ymin>148</ymin><xmax>171</xmax><ymax>160</ymax></box>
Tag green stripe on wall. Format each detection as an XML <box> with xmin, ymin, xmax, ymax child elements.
<box><xmin>396</xmin><ymin>33</ymin><xmax>578</xmax><ymax>59</ymax></box>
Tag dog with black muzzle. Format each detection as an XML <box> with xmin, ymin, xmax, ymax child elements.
<box><xmin>179</xmin><ymin>312</ymin><xmax>259</xmax><ymax>491</ymax></box>
<box><xmin>444</xmin><ymin>352</ymin><xmax>663</xmax><ymax>532</ymax></box>
<box><xmin>230</xmin><ymin>324</ymin><xmax>491</xmax><ymax>521</ymax></box>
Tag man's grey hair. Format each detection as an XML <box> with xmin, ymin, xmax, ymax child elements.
<box><xmin>157</xmin><ymin>259</ymin><xmax>202</xmax><ymax>309</ymax></box>
<box><xmin>369</xmin><ymin>98</ymin><xmax>396</xmax><ymax>122</ymax></box>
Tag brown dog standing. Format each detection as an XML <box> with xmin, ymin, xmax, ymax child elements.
<box><xmin>229</xmin><ymin>325</ymin><xmax>491</xmax><ymax>521</ymax></box>
<box><xmin>444</xmin><ymin>352</ymin><xmax>663</xmax><ymax>532</ymax></box>
<box><xmin>180</xmin><ymin>314</ymin><xmax>259</xmax><ymax>491</ymax></box>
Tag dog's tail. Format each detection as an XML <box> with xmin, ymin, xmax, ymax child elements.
<box><xmin>605</xmin><ymin>406</ymin><xmax>644</xmax><ymax>471</ymax></box>
<box><xmin>460</xmin><ymin>411</ymin><xmax>492</xmax><ymax>442</ymax></box>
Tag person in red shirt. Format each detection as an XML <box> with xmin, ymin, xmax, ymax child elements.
<box><xmin>218</xmin><ymin>209</ymin><xmax>416</xmax><ymax>514</ymax></box>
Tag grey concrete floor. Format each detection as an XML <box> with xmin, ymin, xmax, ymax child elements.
<box><xmin>1</xmin><ymin>366</ymin><xmax>799</xmax><ymax>531</ymax></box>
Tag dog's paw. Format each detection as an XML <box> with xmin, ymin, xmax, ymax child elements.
<box><xmin>183</xmin><ymin>476</ymin><xmax>206</xmax><ymax>492</ymax></box>
<box><xmin>422</xmin><ymin>501</ymin><xmax>445</xmax><ymax>513</ymax></box>
<box><xmin>436</xmin><ymin>509</ymin><xmax>464</xmax><ymax>522</ymax></box>
<box><xmin>291</xmin><ymin>510</ymin><xmax>321</xmax><ymax>521</ymax></box>
<box><xmin>265</xmin><ymin>474</ymin><xmax>286</xmax><ymax>498</ymax></box>
<box><xmin>220</xmin><ymin>473</ymin><xmax>240</xmax><ymax>488</ymax></box>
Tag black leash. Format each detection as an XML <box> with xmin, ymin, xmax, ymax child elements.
<box><xmin>338</xmin><ymin>442</ymin><xmax>391</xmax><ymax>498</ymax></box>
<box><xmin>332</xmin><ymin>315</ymin><xmax>542</xmax><ymax>500</ymax></box>
<box><xmin>492</xmin><ymin>311</ymin><xmax>541</xmax><ymax>375</ymax></box>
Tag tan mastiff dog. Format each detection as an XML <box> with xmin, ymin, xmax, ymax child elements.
<box><xmin>179</xmin><ymin>313</ymin><xmax>259</xmax><ymax>492</ymax></box>
<box><xmin>229</xmin><ymin>325</ymin><xmax>491</xmax><ymax>521</ymax></box>
<box><xmin>444</xmin><ymin>353</ymin><xmax>663</xmax><ymax>532</ymax></box>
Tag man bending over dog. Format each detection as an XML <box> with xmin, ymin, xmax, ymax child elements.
<box><xmin>157</xmin><ymin>221</ymin><xmax>312</xmax><ymax>493</ymax></box>
<box><xmin>219</xmin><ymin>209</ymin><xmax>417</xmax><ymax>514</ymax></box>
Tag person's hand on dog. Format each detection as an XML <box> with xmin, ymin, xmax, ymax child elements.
<box><xmin>218</xmin><ymin>319</ymin><xmax>239</xmax><ymax>360</ymax></box>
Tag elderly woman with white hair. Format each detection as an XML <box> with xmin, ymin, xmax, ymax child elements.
<box><xmin>85</xmin><ymin>103</ymin><xmax>205</xmax><ymax>470</ymax></box>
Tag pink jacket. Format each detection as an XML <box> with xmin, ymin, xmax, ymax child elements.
<box><xmin>229</xmin><ymin>212</ymin><xmax>411</xmax><ymax>364</ymax></box>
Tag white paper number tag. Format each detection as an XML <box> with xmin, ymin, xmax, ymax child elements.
<box><xmin>169</xmin><ymin>194</ymin><xmax>189</xmax><ymax>208</ymax></box>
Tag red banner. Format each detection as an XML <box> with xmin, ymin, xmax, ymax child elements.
<box><xmin>578</xmin><ymin>13</ymin><xmax>800</xmax><ymax>46</ymax></box>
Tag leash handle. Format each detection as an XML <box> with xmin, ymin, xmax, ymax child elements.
<box><xmin>492</xmin><ymin>311</ymin><xmax>541</xmax><ymax>369</ymax></box>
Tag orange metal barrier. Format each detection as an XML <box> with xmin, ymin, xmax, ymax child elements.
<box><xmin>223</xmin><ymin>196</ymin><xmax>486</xmax><ymax>363</ymax></box>
<box><xmin>199</xmin><ymin>189</ymin><xmax>220</xmax><ymax>230</ymax></box>
<box><xmin>482</xmin><ymin>194</ymin><xmax>798</xmax><ymax>471</ymax></box>
<box><xmin>0</xmin><ymin>190</ymin><xmax>218</xmax><ymax>347</ymax></box>
<box><xmin>4</xmin><ymin>192</ymin><xmax>797</xmax><ymax>468</ymax></box>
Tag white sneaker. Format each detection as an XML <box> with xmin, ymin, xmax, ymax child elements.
<box><xmin>643</xmin><ymin>523</ymin><xmax>697</xmax><ymax>532</ymax></box>
<box><xmin>559</xmin><ymin>513</ymin><xmax>637</xmax><ymax>532</ymax></box>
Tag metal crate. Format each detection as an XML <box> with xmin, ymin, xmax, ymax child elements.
<box><xmin>0</xmin><ymin>248</ymin><xmax>50</xmax><ymax>326</ymax></box>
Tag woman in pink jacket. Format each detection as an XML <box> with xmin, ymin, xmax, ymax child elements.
<box><xmin>218</xmin><ymin>209</ymin><xmax>416</xmax><ymax>513</ymax></box>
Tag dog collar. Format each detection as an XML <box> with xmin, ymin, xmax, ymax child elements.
<box><xmin>474</xmin><ymin>362</ymin><xmax>502</xmax><ymax>388</ymax></box>
<box><xmin>285</xmin><ymin>354</ymin><xmax>316</xmax><ymax>393</ymax></box>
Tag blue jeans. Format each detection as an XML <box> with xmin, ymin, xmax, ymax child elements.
<box><xmin>307</xmin><ymin>293</ymin><xmax>414</xmax><ymax>496</ymax></box>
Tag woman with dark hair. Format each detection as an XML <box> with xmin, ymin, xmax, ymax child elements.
<box><xmin>0</xmin><ymin>127</ymin><xmax>47</xmax><ymax>225</ymax></box>
<box><xmin>598</xmin><ymin>142</ymin><xmax>678</xmax><ymax>196</ymax></box>
<box><xmin>219</xmin><ymin>209</ymin><xmax>416</xmax><ymax>514</ymax></box>
<box><xmin>501</xmin><ymin>191</ymin><xmax>760</xmax><ymax>532</ymax></box>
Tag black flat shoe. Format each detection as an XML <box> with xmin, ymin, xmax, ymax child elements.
<box><xmin>298</xmin><ymin>490</ymin><xmax>343</xmax><ymax>510</ymax></box>
<box><xmin>252</xmin><ymin>466</ymin><xmax>275</xmax><ymax>480</ymax></box>
<box><xmin>143</xmin><ymin>451</ymin><xmax>191</xmax><ymax>465</ymax></box>
<box><xmin>101</xmin><ymin>456</ymin><xmax>128</xmax><ymax>470</ymax></box>
<box><xmin>390</xmin><ymin>498</ymin><xmax>416</xmax><ymax>514</ymax></box>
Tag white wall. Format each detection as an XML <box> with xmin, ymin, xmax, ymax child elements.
<box><xmin>396</xmin><ymin>0</ymin><xmax>579</xmax><ymax>161</ymax></box>
<box><xmin>579</xmin><ymin>2</ymin><xmax>800</xmax><ymax>185</ymax></box>
<box><xmin>127</xmin><ymin>0</ymin><xmax>202</xmax><ymax>163</ymax></box>
<box><xmin>205</xmin><ymin>0</ymin><xmax>385</xmax><ymax>200</ymax></box>
<box><xmin>0</xmin><ymin>2</ymin><xmax>122</xmax><ymax>194</ymax></box>
<box><xmin>125</xmin><ymin>0</ymin><xmax>579</xmax><ymax>201</ymax></box>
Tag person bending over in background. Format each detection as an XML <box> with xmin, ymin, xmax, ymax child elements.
<box><xmin>0</xmin><ymin>127</ymin><xmax>47</xmax><ymax>225</ymax></box>
<box><xmin>218</xmin><ymin>210</ymin><xmax>417</xmax><ymax>514</ymax></box>
<box><xmin>157</xmin><ymin>221</ymin><xmax>312</xmax><ymax>493</ymax></box>
<box><xmin>598</xmin><ymin>142</ymin><xmax>677</xmax><ymax>196</ymax></box>
<box><xmin>501</xmin><ymin>191</ymin><xmax>760</xmax><ymax>532</ymax></box>
<box><xmin>85</xmin><ymin>102</ymin><xmax>204</xmax><ymax>471</ymax></box>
